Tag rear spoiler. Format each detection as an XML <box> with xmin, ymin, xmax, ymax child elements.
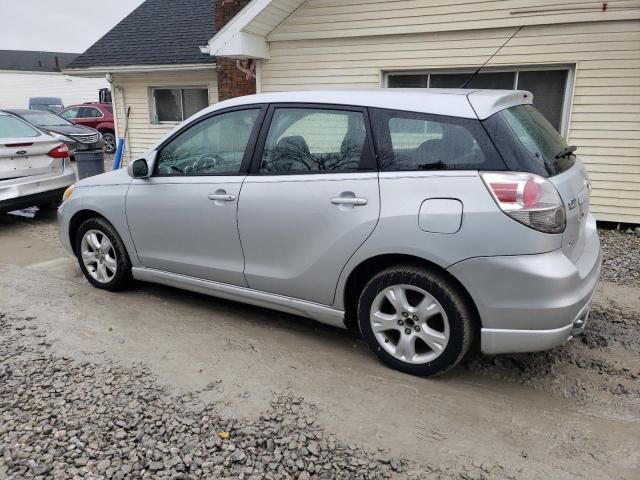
<box><xmin>467</xmin><ymin>90</ymin><xmax>533</xmax><ymax>120</ymax></box>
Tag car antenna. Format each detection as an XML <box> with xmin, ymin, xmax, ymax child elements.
<box><xmin>459</xmin><ymin>25</ymin><xmax>524</xmax><ymax>88</ymax></box>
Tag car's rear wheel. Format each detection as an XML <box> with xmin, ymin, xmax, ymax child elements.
<box><xmin>75</xmin><ymin>217</ymin><xmax>131</xmax><ymax>291</ymax></box>
<box><xmin>357</xmin><ymin>266</ymin><xmax>475</xmax><ymax>377</ymax></box>
<box><xmin>102</xmin><ymin>132</ymin><xmax>116</xmax><ymax>154</ymax></box>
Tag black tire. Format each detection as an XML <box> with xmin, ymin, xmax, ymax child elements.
<box><xmin>357</xmin><ymin>265</ymin><xmax>476</xmax><ymax>377</ymax></box>
<box><xmin>75</xmin><ymin>217</ymin><xmax>132</xmax><ymax>291</ymax></box>
<box><xmin>102</xmin><ymin>132</ymin><xmax>116</xmax><ymax>154</ymax></box>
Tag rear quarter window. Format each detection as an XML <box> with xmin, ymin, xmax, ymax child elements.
<box><xmin>370</xmin><ymin>108</ymin><xmax>506</xmax><ymax>171</ymax></box>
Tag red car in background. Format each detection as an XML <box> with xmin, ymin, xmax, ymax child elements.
<box><xmin>59</xmin><ymin>103</ymin><xmax>116</xmax><ymax>153</ymax></box>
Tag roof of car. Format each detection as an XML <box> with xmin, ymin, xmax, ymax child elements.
<box><xmin>66</xmin><ymin>0</ymin><xmax>215</xmax><ymax>70</ymax></box>
<box><xmin>200</xmin><ymin>89</ymin><xmax>533</xmax><ymax>120</ymax></box>
<box><xmin>2</xmin><ymin>109</ymin><xmax>46</xmax><ymax>115</ymax></box>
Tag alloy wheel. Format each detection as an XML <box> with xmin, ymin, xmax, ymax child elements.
<box><xmin>80</xmin><ymin>229</ymin><xmax>117</xmax><ymax>283</ymax></box>
<box><xmin>103</xmin><ymin>134</ymin><xmax>116</xmax><ymax>153</ymax></box>
<box><xmin>369</xmin><ymin>284</ymin><xmax>450</xmax><ymax>364</ymax></box>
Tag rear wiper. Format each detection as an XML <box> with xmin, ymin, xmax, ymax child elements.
<box><xmin>555</xmin><ymin>145</ymin><xmax>577</xmax><ymax>159</ymax></box>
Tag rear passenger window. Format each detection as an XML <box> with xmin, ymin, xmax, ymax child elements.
<box><xmin>371</xmin><ymin>108</ymin><xmax>505</xmax><ymax>171</ymax></box>
<box><xmin>259</xmin><ymin>108</ymin><xmax>369</xmax><ymax>173</ymax></box>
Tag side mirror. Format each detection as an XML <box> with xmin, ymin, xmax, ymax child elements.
<box><xmin>127</xmin><ymin>158</ymin><xmax>150</xmax><ymax>178</ymax></box>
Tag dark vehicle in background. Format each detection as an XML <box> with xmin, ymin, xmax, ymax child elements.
<box><xmin>29</xmin><ymin>97</ymin><xmax>64</xmax><ymax>113</ymax></box>
<box><xmin>59</xmin><ymin>103</ymin><xmax>116</xmax><ymax>153</ymax></box>
<box><xmin>2</xmin><ymin>109</ymin><xmax>103</xmax><ymax>157</ymax></box>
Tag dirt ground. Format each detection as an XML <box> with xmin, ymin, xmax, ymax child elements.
<box><xmin>0</xmin><ymin>207</ymin><xmax>638</xmax><ymax>479</ymax></box>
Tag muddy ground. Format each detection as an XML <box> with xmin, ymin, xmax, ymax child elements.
<box><xmin>0</xmin><ymin>208</ymin><xmax>638</xmax><ymax>479</ymax></box>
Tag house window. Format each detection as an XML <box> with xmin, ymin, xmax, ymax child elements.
<box><xmin>151</xmin><ymin>87</ymin><xmax>209</xmax><ymax>123</ymax></box>
<box><xmin>386</xmin><ymin>66</ymin><xmax>572</xmax><ymax>135</ymax></box>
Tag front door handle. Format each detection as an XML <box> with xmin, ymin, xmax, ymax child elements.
<box><xmin>208</xmin><ymin>193</ymin><xmax>236</xmax><ymax>202</ymax></box>
<box><xmin>330</xmin><ymin>197</ymin><xmax>368</xmax><ymax>206</ymax></box>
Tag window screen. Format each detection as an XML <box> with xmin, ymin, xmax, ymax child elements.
<box><xmin>371</xmin><ymin>108</ymin><xmax>505</xmax><ymax>171</ymax></box>
<box><xmin>387</xmin><ymin>75</ymin><xmax>429</xmax><ymax>88</ymax></box>
<box><xmin>387</xmin><ymin>68</ymin><xmax>570</xmax><ymax>133</ymax></box>
<box><xmin>430</xmin><ymin>72</ymin><xmax>515</xmax><ymax>89</ymax></box>
<box><xmin>516</xmin><ymin>70</ymin><xmax>567</xmax><ymax>131</ymax></box>
<box><xmin>183</xmin><ymin>89</ymin><xmax>209</xmax><ymax>118</ymax></box>
<box><xmin>153</xmin><ymin>88</ymin><xmax>208</xmax><ymax>123</ymax></box>
<box><xmin>155</xmin><ymin>89</ymin><xmax>182</xmax><ymax>122</ymax></box>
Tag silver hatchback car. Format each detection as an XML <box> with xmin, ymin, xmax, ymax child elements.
<box><xmin>58</xmin><ymin>90</ymin><xmax>601</xmax><ymax>376</ymax></box>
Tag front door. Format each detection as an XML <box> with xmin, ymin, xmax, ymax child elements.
<box><xmin>126</xmin><ymin>107</ymin><xmax>263</xmax><ymax>286</ymax></box>
<box><xmin>238</xmin><ymin>105</ymin><xmax>380</xmax><ymax>305</ymax></box>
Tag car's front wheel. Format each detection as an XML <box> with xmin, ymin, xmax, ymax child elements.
<box><xmin>75</xmin><ymin>217</ymin><xmax>132</xmax><ymax>291</ymax></box>
<box><xmin>357</xmin><ymin>266</ymin><xmax>475</xmax><ymax>377</ymax></box>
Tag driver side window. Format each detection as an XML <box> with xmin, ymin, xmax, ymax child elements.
<box><xmin>156</xmin><ymin>109</ymin><xmax>260</xmax><ymax>176</ymax></box>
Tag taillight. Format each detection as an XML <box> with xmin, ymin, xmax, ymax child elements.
<box><xmin>47</xmin><ymin>143</ymin><xmax>69</xmax><ymax>158</ymax></box>
<box><xmin>481</xmin><ymin>172</ymin><xmax>566</xmax><ymax>234</ymax></box>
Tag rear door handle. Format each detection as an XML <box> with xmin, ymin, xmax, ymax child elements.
<box><xmin>208</xmin><ymin>193</ymin><xmax>236</xmax><ymax>202</ymax></box>
<box><xmin>330</xmin><ymin>197</ymin><xmax>368</xmax><ymax>206</ymax></box>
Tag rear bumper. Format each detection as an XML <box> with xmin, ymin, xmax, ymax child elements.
<box><xmin>0</xmin><ymin>165</ymin><xmax>76</xmax><ymax>213</ymax></box>
<box><xmin>448</xmin><ymin>216</ymin><xmax>601</xmax><ymax>354</ymax></box>
<box><xmin>480</xmin><ymin>297</ymin><xmax>593</xmax><ymax>354</ymax></box>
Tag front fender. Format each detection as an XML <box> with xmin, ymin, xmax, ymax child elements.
<box><xmin>60</xmin><ymin>184</ymin><xmax>141</xmax><ymax>266</ymax></box>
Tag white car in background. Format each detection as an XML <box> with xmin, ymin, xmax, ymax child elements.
<box><xmin>0</xmin><ymin>111</ymin><xmax>76</xmax><ymax>213</ymax></box>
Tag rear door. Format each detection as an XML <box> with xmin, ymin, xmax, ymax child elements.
<box><xmin>237</xmin><ymin>104</ymin><xmax>380</xmax><ymax>305</ymax></box>
<box><xmin>0</xmin><ymin>115</ymin><xmax>61</xmax><ymax>179</ymax></box>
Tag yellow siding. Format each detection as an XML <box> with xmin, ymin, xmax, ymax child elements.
<box><xmin>261</xmin><ymin>20</ymin><xmax>640</xmax><ymax>223</ymax></box>
<box><xmin>111</xmin><ymin>70</ymin><xmax>217</xmax><ymax>163</ymax></box>
<box><xmin>271</xmin><ymin>0</ymin><xmax>640</xmax><ymax>41</ymax></box>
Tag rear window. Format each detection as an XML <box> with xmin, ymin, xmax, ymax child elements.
<box><xmin>370</xmin><ymin>108</ymin><xmax>506</xmax><ymax>171</ymax></box>
<box><xmin>484</xmin><ymin>105</ymin><xmax>575</xmax><ymax>177</ymax></box>
<box><xmin>0</xmin><ymin>115</ymin><xmax>40</xmax><ymax>138</ymax></box>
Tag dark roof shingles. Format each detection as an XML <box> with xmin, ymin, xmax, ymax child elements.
<box><xmin>67</xmin><ymin>0</ymin><xmax>215</xmax><ymax>69</ymax></box>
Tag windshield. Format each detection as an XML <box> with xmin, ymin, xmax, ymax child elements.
<box><xmin>21</xmin><ymin>110</ymin><xmax>72</xmax><ymax>127</ymax></box>
<box><xmin>484</xmin><ymin>105</ymin><xmax>575</xmax><ymax>177</ymax></box>
<box><xmin>0</xmin><ymin>115</ymin><xmax>41</xmax><ymax>137</ymax></box>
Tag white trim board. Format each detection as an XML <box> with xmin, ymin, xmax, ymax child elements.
<box><xmin>64</xmin><ymin>63</ymin><xmax>216</xmax><ymax>78</ymax></box>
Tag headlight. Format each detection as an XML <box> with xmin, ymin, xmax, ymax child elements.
<box><xmin>62</xmin><ymin>185</ymin><xmax>74</xmax><ymax>202</ymax></box>
<box><xmin>49</xmin><ymin>131</ymin><xmax>74</xmax><ymax>143</ymax></box>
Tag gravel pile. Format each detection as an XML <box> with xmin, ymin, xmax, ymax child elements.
<box><xmin>0</xmin><ymin>312</ymin><xmax>422</xmax><ymax>480</ymax></box>
<box><xmin>599</xmin><ymin>229</ymin><xmax>640</xmax><ymax>287</ymax></box>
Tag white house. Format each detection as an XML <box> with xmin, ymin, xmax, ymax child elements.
<box><xmin>0</xmin><ymin>50</ymin><xmax>107</xmax><ymax>110</ymax></box>
<box><xmin>206</xmin><ymin>0</ymin><xmax>640</xmax><ymax>225</ymax></box>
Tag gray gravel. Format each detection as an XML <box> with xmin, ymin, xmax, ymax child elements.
<box><xmin>0</xmin><ymin>312</ymin><xmax>426</xmax><ymax>480</ymax></box>
<box><xmin>599</xmin><ymin>228</ymin><xmax>640</xmax><ymax>287</ymax></box>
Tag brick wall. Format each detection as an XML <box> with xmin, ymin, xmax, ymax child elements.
<box><xmin>214</xmin><ymin>0</ymin><xmax>256</xmax><ymax>101</ymax></box>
